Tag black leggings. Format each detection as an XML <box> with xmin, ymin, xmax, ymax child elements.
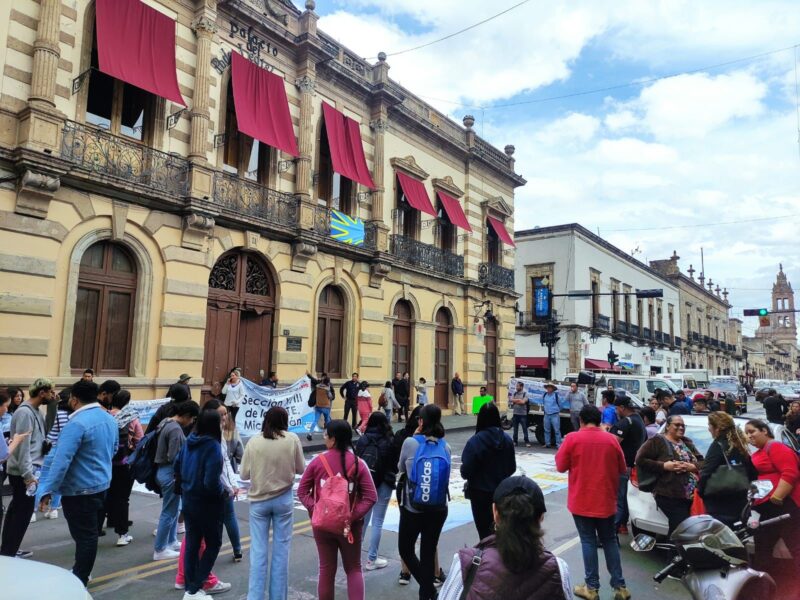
<box><xmin>468</xmin><ymin>488</ymin><xmax>495</xmax><ymax>541</ymax></box>
<box><xmin>655</xmin><ymin>495</ymin><xmax>692</xmax><ymax>536</ymax></box>
<box><xmin>398</xmin><ymin>507</ymin><xmax>447</xmax><ymax>600</ymax></box>
<box><xmin>342</xmin><ymin>399</ymin><xmax>358</xmax><ymax>428</ymax></box>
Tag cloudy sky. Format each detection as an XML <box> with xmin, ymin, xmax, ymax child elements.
<box><xmin>299</xmin><ymin>0</ymin><xmax>800</xmax><ymax>338</ymax></box>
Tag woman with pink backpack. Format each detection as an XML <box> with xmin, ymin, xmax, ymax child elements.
<box><xmin>297</xmin><ymin>419</ymin><xmax>378</xmax><ymax>600</ymax></box>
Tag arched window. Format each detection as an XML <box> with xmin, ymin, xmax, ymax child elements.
<box><xmin>70</xmin><ymin>241</ymin><xmax>137</xmax><ymax>375</ymax></box>
<box><xmin>392</xmin><ymin>300</ymin><xmax>414</xmax><ymax>377</ymax></box>
<box><xmin>222</xmin><ymin>80</ymin><xmax>271</xmax><ymax>184</ymax></box>
<box><xmin>317</xmin><ymin>120</ymin><xmax>354</xmax><ymax>214</ymax></box>
<box><xmin>84</xmin><ymin>28</ymin><xmax>153</xmax><ymax>141</ymax></box>
<box><xmin>315</xmin><ymin>286</ymin><xmax>345</xmax><ymax>377</ymax></box>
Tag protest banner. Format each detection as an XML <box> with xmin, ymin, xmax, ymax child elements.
<box><xmin>507</xmin><ymin>377</ymin><xmax>571</xmax><ymax>411</ymax></box>
<box><xmin>235</xmin><ymin>376</ymin><xmax>315</xmax><ymax>437</ymax></box>
<box><xmin>129</xmin><ymin>398</ymin><xmax>170</xmax><ymax>427</ymax></box>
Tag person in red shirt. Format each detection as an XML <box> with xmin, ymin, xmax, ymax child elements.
<box><xmin>744</xmin><ymin>419</ymin><xmax>800</xmax><ymax>587</ymax></box>
<box><xmin>556</xmin><ymin>405</ymin><xmax>629</xmax><ymax>600</ymax></box>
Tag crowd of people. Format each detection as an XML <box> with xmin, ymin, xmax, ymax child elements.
<box><xmin>2</xmin><ymin>369</ymin><xmax>800</xmax><ymax>600</ymax></box>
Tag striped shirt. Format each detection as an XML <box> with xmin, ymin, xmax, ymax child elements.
<box><xmin>46</xmin><ymin>409</ymin><xmax>70</xmax><ymax>445</ymax></box>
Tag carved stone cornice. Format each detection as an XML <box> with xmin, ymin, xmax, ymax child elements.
<box><xmin>389</xmin><ymin>155</ymin><xmax>428</xmax><ymax>180</ymax></box>
<box><xmin>481</xmin><ymin>196</ymin><xmax>513</xmax><ymax>219</ymax></box>
<box><xmin>192</xmin><ymin>16</ymin><xmax>219</xmax><ymax>36</ymax></box>
<box><xmin>295</xmin><ymin>75</ymin><xmax>316</xmax><ymax>94</ymax></box>
<box><xmin>291</xmin><ymin>239</ymin><xmax>317</xmax><ymax>272</ymax></box>
<box><xmin>370</xmin><ymin>118</ymin><xmax>388</xmax><ymax>134</ymax></box>
<box><xmin>14</xmin><ymin>168</ymin><xmax>61</xmax><ymax>219</ymax></box>
<box><xmin>182</xmin><ymin>212</ymin><xmax>215</xmax><ymax>251</ymax></box>
<box><xmin>431</xmin><ymin>175</ymin><xmax>464</xmax><ymax>199</ymax></box>
<box><xmin>369</xmin><ymin>261</ymin><xmax>391</xmax><ymax>288</ymax></box>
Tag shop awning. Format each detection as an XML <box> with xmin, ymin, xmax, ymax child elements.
<box><xmin>231</xmin><ymin>52</ymin><xmax>299</xmax><ymax>157</ymax></box>
<box><xmin>322</xmin><ymin>102</ymin><xmax>375</xmax><ymax>189</ymax></box>
<box><xmin>585</xmin><ymin>358</ymin><xmax>620</xmax><ymax>371</ymax></box>
<box><xmin>515</xmin><ymin>357</ymin><xmax>549</xmax><ymax>369</ymax></box>
<box><xmin>437</xmin><ymin>190</ymin><xmax>472</xmax><ymax>232</ymax></box>
<box><xmin>95</xmin><ymin>0</ymin><xmax>185</xmax><ymax>105</ymax></box>
<box><xmin>396</xmin><ymin>171</ymin><xmax>436</xmax><ymax>216</ymax></box>
<box><xmin>488</xmin><ymin>216</ymin><xmax>515</xmax><ymax>247</ymax></box>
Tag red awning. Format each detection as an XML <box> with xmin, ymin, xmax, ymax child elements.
<box><xmin>396</xmin><ymin>171</ymin><xmax>436</xmax><ymax>216</ymax></box>
<box><xmin>322</xmin><ymin>103</ymin><xmax>375</xmax><ymax>189</ymax></box>
<box><xmin>488</xmin><ymin>216</ymin><xmax>515</xmax><ymax>247</ymax></box>
<box><xmin>515</xmin><ymin>357</ymin><xmax>549</xmax><ymax>369</ymax></box>
<box><xmin>437</xmin><ymin>190</ymin><xmax>472</xmax><ymax>232</ymax></box>
<box><xmin>231</xmin><ymin>52</ymin><xmax>299</xmax><ymax>157</ymax></box>
<box><xmin>95</xmin><ymin>0</ymin><xmax>185</xmax><ymax>105</ymax></box>
<box><xmin>585</xmin><ymin>358</ymin><xmax>620</xmax><ymax>371</ymax></box>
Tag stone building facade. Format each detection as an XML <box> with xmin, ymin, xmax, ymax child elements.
<box><xmin>0</xmin><ymin>0</ymin><xmax>523</xmax><ymax>404</ymax></box>
<box><xmin>751</xmin><ymin>265</ymin><xmax>800</xmax><ymax>380</ymax></box>
<box><xmin>649</xmin><ymin>253</ymin><xmax>739</xmax><ymax>376</ymax></box>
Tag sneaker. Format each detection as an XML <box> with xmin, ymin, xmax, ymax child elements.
<box><xmin>98</xmin><ymin>529</ymin><xmax>106</xmax><ymax>537</ymax></box>
<box><xmin>204</xmin><ymin>581</ymin><xmax>231</xmax><ymax>594</ymax></box>
<box><xmin>182</xmin><ymin>591</ymin><xmax>207</xmax><ymax>599</ymax></box>
<box><xmin>398</xmin><ymin>571</ymin><xmax>411</xmax><ymax>585</ymax></box>
<box><xmin>433</xmin><ymin>569</ymin><xmax>446</xmax><ymax>588</ymax></box>
<box><xmin>45</xmin><ymin>509</ymin><xmax>59</xmax><ymax>520</ymax></box>
<box><xmin>171</xmin><ymin>541</ymin><xmax>183</xmax><ymax>552</ymax></box>
<box><xmin>177</xmin><ymin>522</ymin><xmax>186</xmax><ymax>535</ymax></box>
<box><xmin>365</xmin><ymin>557</ymin><xmax>388</xmax><ymax>570</ymax></box>
<box><xmin>116</xmin><ymin>534</ymin><xmax>133</xmax><ymax>546</ymax></box>
<box><xmin>30</xmin><ymin>513</ymin><xmax>36</xmax><ymax>523</ymax></box>
<box><xmin>153</xmin><ymin>548</ymin><xmax>180</xmax><ymax>561</ymax></box>
<box><xmin>16</xmin><ymin>550</ymin><xmax>33</xmax><ymax>559</ymax></box>
<box><xmin>175</xmin><ymin>583</ymin><xmax>185</xmax><ymax>590</ymax></box>
<box><xmin>152</xmin><ymin>528</ymin><xmax>158</xmax><ymax>537</ymax></box>
<box><xmin>613</xmin><ymin>586</ymin><xmax>631</xmax><ymax>600</ymax></box>
<box><xmin>233</xmin><ymin>551</ymin><xmax>243</xmax><ymax>562</ymax></box>
<box><xmin>573</xmin><ymin>584</ymin><xmax>600</xmax><ymax>600</ymax></box>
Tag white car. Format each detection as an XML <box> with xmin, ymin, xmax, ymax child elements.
<box><xmin>627</xmin><ymin>415</ymin><xmax>799</xmax><ymax>538</ymax></box>
<box><xmin>0</xmin><ymin>556</ymin><xmax>92</xmax><ymax>600</ymax></box>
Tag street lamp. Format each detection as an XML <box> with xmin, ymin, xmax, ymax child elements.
<box><xmin>589</xmin><ymin>331</ymin><xmax>599</xmax><ymax>344</ymax></box>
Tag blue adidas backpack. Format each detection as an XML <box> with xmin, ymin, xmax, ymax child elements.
<box><xmin>408</xmin><ymin>434</ymin><xmax>451</xmax><ymax>511</ymax></box>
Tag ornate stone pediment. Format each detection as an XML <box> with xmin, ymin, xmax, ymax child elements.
<box><xmin>482</xmin><ymin>195</ymin><xmax>513</xmax><ymax>218</ymax></box>
<box><xmin>389</xmin><ymin>156</ymin><xmax>428</xmax><ymax>180</ymax></box>
<box><xmin>431</xmin><ymin>175</ymin><xmax>464</xmax><ymax>198</ymax></box>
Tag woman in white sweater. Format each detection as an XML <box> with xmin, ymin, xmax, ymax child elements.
<box><xmin>222</xmin><ymin>368</ymin><xmax>246</xmax><ymax>421</ymax></box>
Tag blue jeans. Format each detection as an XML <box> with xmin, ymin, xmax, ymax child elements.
<box><xmin>512</xmin><ymin>414</ymin><xmax>529</xmax><ymax>443</ymax></box>
<box><xmin>313</xmin><ymin>407</ymin><xmax>331</xmax><ymax>431</ymax></box>
<box><xmin>36</xmin><ymin>452</ymin><xmax>62</xmax><ymax>509</ymax></box>
<box><xmin>573</xmin><ymin>514</ymin><xmax>625</xmax><ymax>590</ymax></box>
<box><xmin>383</xmin><ymin>408</ymin><xmax>393</xmax><ymax>420</ymax></box>
<box><xmin>615</xmin><ymin>469</ymin><xmax>631</xmax><ymax>529</ymax></box>
<box><xmin>224</xmin><ymin>495</ymin><xmax>241</xmax><ymax>553</ymax></box>
<box><xmin>248</xmin><ymin>488</ymin><xmax>294</xmax><ymax>600</ymax></box>
<box><xmin>154</xmin><ymin>465</ymin><xmax>180</xmax><ymax>552</ymax></box>
<box><xmin>543</xmin><ymin>413</ymin><xmax>562</xmax><ymax>446</ymax></box>
<box><xmin>363</xmin><ymin>482</ymin><xmax>392</xmax><ymax>561</ymax></box>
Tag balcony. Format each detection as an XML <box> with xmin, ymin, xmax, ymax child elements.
<box><xmin>312</xmin><ymin>205</ymin><xmax>378</xmax><ymax>250</ymax></box>
<box><xmin>593</xmin><ymin>314</ymin><xmax>611</xmax><ymax>332</ymax></box>
<box><xmin>703</xmin><ymin>335</ymin><xmax>710</xmax><ymax>346</ymax></box>
<box><xmin>213</xmin><ymin>172</ymin><xmax>298</xmax><ymax>229</ymax></box>
<box><xmin>675</xmin><ymin>336</ymin><xmax>682</xmax><ymax>348</ymax></box>
<box><xmin>478</xmin><ymin>262</ymin><xmax>514</xmax><ymax>290</ymax></box>
<box><xmin>629</xmin><ymin>324</ymin><xmax>640</xmax><ymax>337</ymax></box>
<box><xmin>390</xmin><ymin>235</ymin><xmax>463</xmax><ymax>278</ymax></box>
<box><xmin>61</xmin><ymin>120</ymin><xmax>189</xmax><ymax>197</ymax></box>
<box><xmin>692</xmin><ymin>332</ymin><xmax>700</xmax><ymax>344</ymax></box>
<box><xmin>654</xmin><ymin>330</ymin><xmax>663</xmax><ymax>344</ymax></box>
<box><xmin>616</xmin><ymin>321</ymin><xmax>629</xmax><ymax>335</ymax></box>
<box><xmin>643</xmin><ymin>327</ymin><xmax>652</xmax><ymax>340</ymax></box>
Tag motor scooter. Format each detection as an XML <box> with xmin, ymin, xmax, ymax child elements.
<box><xmin>631</xmin><ymin>481</ymin><xmax>789</xmax><ymax>600</ymax></box>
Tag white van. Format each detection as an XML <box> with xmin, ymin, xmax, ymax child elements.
<box><xmin>659</xmin><ymin>373</ymin><xmax>699</xmax><ymax>394</ymax></box>
<box><xmin>595</xmin><ymin>375</ymin><xmax>680</xmax><ymax>403</ymax></box>
<box><xmin>677</xmin><ymin>369</ymin><xmax>711</xmax><ymax>388</ymax></box>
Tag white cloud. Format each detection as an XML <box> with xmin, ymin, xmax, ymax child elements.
<box><xmin>592</xmin><ymin>138</ymin><xmax>679</xmax><ymax>164</ymax></box>
<box><xmin>535</xmin><ymin>113</ymin><xmax>601</xmax><ymax>146</ymax></box>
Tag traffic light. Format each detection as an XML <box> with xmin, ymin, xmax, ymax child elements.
<box><xmin>743</xmin><ymin>308</ymin><xmax>769</xmax><ymax>316</ymax></box>
<box><xmin>608</xmin><ymin>349</ymin><xmax>619</xmax><ymax>366</ymax></box>
<box><xmin>548</xmin><ymin>319</ymin><xmax>561</xmax><ymax>345</ymax></box>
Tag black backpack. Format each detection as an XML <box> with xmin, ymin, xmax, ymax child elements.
<box><xmin>113</xmin><ymin>424</ymin><xmax>131</xmax><ymax>465</ymax></box>
<box><xmin>128</xmin><ymin>428</ymin><xmax>161</xmax><ymax>494</ymax></box>
<box><xmin>356</xmin><ymin>435</ymin><xmax>383</xmax><ymax>484</ymax></box>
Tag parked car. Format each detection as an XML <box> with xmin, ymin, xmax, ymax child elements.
<box><xmin>707</xmin><ymin>381</ymin><xmax>747</xmax><ymax>414</ymax></box>
<box><xmin>775</xmin><ymin>385</ymin><xmax>800</xmax><ymax>402</ymax></box>
<box><xmin>658</xmin><ymin>373</ymin><xmax>700</xmax><ymax>395</ymax></box>
<box><xmin>755</xmin><ymin>387</ymin><xmax>776</xmax><ymax>404</ymax></box>
<box><xmin>0</xmin><ymin>556</ymin><xmax>91</xmax><ymax>599</ymax></box>
<box><xmin>627</xmin><ymin>415</ymin><xmax>799</xmax><ymax>538</ymax></box>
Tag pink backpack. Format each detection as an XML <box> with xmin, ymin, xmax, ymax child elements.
<box><xmin>312</xmin><ymin>453</ymin><xmax>356</xmax><ymax>542</ymax></box>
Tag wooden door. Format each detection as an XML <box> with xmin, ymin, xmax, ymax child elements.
<box><xmin>202</xmin><ymin>305</ymin><xmax>239</xmax><ymax>389</ymax></box>
<box><xmin>392</xmin><ymin>300</ymin><xmax>414</xmax><ymax>379</ymax></box>
<box><xmin>434</xmin><ymin>308</ymin><xmax>451</xmax><ymax>408</ymax></box>
<box><xmin>485</xmin><ymin>318</ymin><xmax>497</xmax><ymax>399</ymax></box>
<box><xmin>315</xmin><ymin>286</ymin><xmax>344</xmax><ymax>377</ymax></box>
<box><xmin>237</xmin><ymin>311</ymin><xmax>273</xmax><ymax>383</ymax></box>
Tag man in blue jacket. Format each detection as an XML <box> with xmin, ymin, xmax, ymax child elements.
<box><xmin>542</xmin><ymin>382</ymin><xmax>562</xmax><ymax>448</ymax></box>
<box><xmin>39</xmin><ymin>379</ymin><xmax>118</xmax><ymax>585</ymax></box>
<box><xmin>339</xmin><ymin>372</ymin><xmax>360</xmax><ymax>429</ymax></box>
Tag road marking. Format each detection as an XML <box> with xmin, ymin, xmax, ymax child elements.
<box><xmin>88</xmin><ymin>518</ymin><xmax>310</xmax><ymax>587</ymax></box>
<box><xmin>90</xmin><ymin>525</ymin><xmax>313</xmax><ymax>594</ymax></box>
<box><xmin>552</xmin><ymin>536</ymin><xmax>580</xmax><ymax>555</ymax></box>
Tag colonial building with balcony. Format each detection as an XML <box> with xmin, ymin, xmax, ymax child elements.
<box><xmin>649</xmin><ymin>252</ymin><xmax>737</xmax><ymax>377</ymax></box>
<box><xmin>514</xmin><ymin>224</ymin><xmax>681</xmax><ymax>380</ymax></box>
<box><xmin>0</xmin><ymin>0</ymin><xmax>523</xmax><ymax>405</ymax></box>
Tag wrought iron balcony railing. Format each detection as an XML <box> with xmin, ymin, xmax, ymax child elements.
<box><xmin>616</xmin><ymin>321</ymin><xmax>629</xmax><ymax>335</ymax></box>
<box><xmin>390</xmin><ymin>235</ymin><xmax>464</xmax><ymax>278</ymax></box>
<box><xmin>61</xmin><ymin>120</ymin><xmax>189</xmax><ymax>196</ymax></box>
<box><xmin>629</xmin><ymin>324</ymin><xmax>640</xmax><ymax>337</ymax></box>
<box><xmin>313</xmin><ymin>205</ymin><xmax>377</xmax><ymax>250</ymax></box>
<box><xmin>593</xmin><ymin>314</ymin><xmax>610</xmax><ymax>331</ymax></box>
<box><xmin>643</xmin><ymin>327</ymin><xmax>652</xmax><ymax>340</ymax></box>
<box><xmin>675</xmin><ymin>336</ymin><xmax>682</xmax><ymax>347</ymax></box>
<box><xmin>213</xmin><ymin>172</ymin><xmax>298</xmax><ymax>228</ymax></box>
<box><xmin>692</xmin><ymin>332</ymin><xmax>700</xmax><ymax>343</ymax></box>
<box><xmin>654</xmin><ymin>330</ymin><xmax>663</xmax><ymax>344</ymax></box>
<box><xmin>478</xmin><ymin>262</ymin><xmax>514</xmax><ymax>290</ymax></box>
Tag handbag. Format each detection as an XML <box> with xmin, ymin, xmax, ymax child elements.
<box><xmin>704</xmin><ymin>442</ymin><xmax>750</xmax><ymax>496</ymax></box>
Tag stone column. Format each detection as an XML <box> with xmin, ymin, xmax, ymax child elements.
<box><xmin>29</xmin><ymin>0</ymin><xmax>61</xmax><ymax>107</ymax></box>
<box><xmin>294</xmin><ymin>75</ymin><xmax>316</xmax><ymax>203</ymax></box>
<box><xmin>189</xmin><ymin>16</ymin><xmax>217</xmax><ymax>163</ymax></box>
<box><xmin>369</xmin><ymin>117</ymin><xmax>387</xmax><ymax>220</ymax></box>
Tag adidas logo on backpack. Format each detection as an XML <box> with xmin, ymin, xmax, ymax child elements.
<box><xmin>408</xmin><ymin>434</ymin><xmax>450</xmax><ymax>511</ymax></box>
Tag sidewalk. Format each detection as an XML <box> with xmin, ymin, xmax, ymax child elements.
<box><xmin>299</xmin><ymin>411</ymin><xmax>478</xmax><ymax>452</ymax></box>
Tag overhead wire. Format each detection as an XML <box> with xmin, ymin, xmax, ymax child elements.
<box><xmin>599</xmin><ymin>213</ymin><xmax>800</xmax><ymax>233</ymax></box>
